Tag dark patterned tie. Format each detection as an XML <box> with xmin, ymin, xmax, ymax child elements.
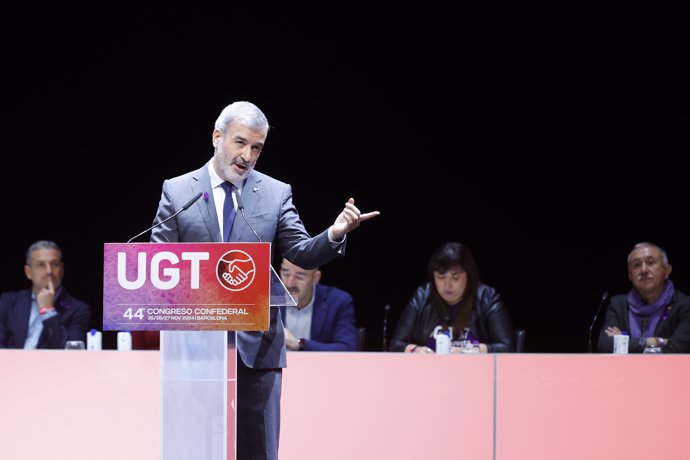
<box><xmin>220</xmin><ymin>182</ymin><xmax>236</xmax><ymax>242</ymax></box>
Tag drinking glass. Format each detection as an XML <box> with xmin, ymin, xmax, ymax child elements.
<box><xmin>65</xmin><ymin>340</ymin><xmax>85</xmax><ymax>350</ymax></box>
<box><xmin>643</xmin><ymin>344</ymin><xmax>662</xmax><ymax>354</ymax></box>
<box><xmin>451</xmin><ymin>340</ymin><xmax>480</xmax><ymax>354</ymax></box>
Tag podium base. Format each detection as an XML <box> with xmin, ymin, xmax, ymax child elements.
<box><xmin>160</xmin><ymin>331</ymin><xmax>236</xmax><ymax>460</ymax></box>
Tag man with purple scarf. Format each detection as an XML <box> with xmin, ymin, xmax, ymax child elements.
<box><xmin>598</xmin><ymin>242</ymin><xmax>690</xmax><ymax>353</ymax></box>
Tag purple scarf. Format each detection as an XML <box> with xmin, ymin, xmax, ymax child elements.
<box><xmin>627</xmin><ymin>280</ymin><xmax>674</xmax><ymax>337</ymax></box>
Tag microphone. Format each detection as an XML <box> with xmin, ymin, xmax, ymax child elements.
<box><xmin>126</xmin><ymin>192</ymin><xmax>203</xmax><ymax>243</ymax></box>
<box><xmin>382</xmin><ymin>304</ymin><xmax>391</xmax><ymax>351</ymax></box>
<box><xmin>588</xmin><ymin>291</ymin><xmax>610</xmax><ymax>353</ymax></box>
<box><xmin>233</xmin><ymin>189</ymin><xmax>262</xmax><ymax>242</ymax></box>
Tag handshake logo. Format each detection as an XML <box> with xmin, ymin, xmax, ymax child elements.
<box><xmin>216</xmin><ymin>250</ymin><xmax>256</xmax><ymax>291</ymax></box>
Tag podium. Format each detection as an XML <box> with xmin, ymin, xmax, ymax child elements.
<box><xmin>103</xmin><ymin>242</ymin><xmax>295</xmax><ymax>460</ymax></box>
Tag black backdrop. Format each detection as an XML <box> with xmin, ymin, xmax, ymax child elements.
<box><xmin>2</xmin><ymin>4</ymin><xmax>688</xmax><ymax>351</ymax></box>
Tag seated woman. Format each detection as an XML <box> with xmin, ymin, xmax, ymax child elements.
<box><xmin>390</xmin><ymin>241</ymin><xmax>515</xmax><ymax>353</ymax></box>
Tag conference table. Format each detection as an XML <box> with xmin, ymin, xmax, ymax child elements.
<box><xmin>1</xmin><ymin>350</ymin><xmax>688</xmax><ymax>460</ymax></box>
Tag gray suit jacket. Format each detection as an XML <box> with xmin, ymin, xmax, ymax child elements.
<box><xmin>150</xmin><ymin>161</ymin><xmax>345</xmax><ymax>368</ymax></box>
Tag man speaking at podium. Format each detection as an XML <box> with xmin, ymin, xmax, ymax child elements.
<box><xmin>148</xmin><ymin>100</ymin><xmax>379</xmax><ymax>460</ymax></box>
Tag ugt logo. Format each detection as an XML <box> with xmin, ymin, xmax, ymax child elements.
<box><xmin>217</xmin><ymin>250</ymin><xmax>256</xmax><ymax>291</ymax></box>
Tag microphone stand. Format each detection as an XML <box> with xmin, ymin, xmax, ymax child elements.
<box><xmin>382</xmin><ymin>304</ymin><xmax>390</xmax><ymax>351</ymax></box>
<box><xmin>126</xmin><ymin>192</ymin><xmax>203</xmax><ymax>243</ymax></box>
<box><xmin>588</xmin><ymin>291</ymin><xmax>610</xmax><ymax>353</ymax></box>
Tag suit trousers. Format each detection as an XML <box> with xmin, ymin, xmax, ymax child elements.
<box><xmin>236</xmin><ymin>355</ymin><xmax>282</xmax><ymax>460</ymax></box>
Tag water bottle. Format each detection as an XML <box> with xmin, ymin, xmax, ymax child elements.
<box><xmin>432</xmin><ymin>325</ymin><xmax>452</xmax><ymax>354</ymax></box>
<box><xmin>86</xmin><ymin>329</ymin><xmax>102</xmax><ymax>351</ymax></box>
<box><xmin>613</xmin><ymin>334</ymin><xmax>629</xmax><ymax>354</ymax></box>
<box><xmin>117</xmin><ymin>331</ymin><xmax>132</xmax><ymax>351</ymax></box>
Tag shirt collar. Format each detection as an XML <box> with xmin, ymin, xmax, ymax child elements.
<box><xmin>208</xmin><ymin>159</ymin><xmax>243</xmax><ymax>191</ymax></box>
